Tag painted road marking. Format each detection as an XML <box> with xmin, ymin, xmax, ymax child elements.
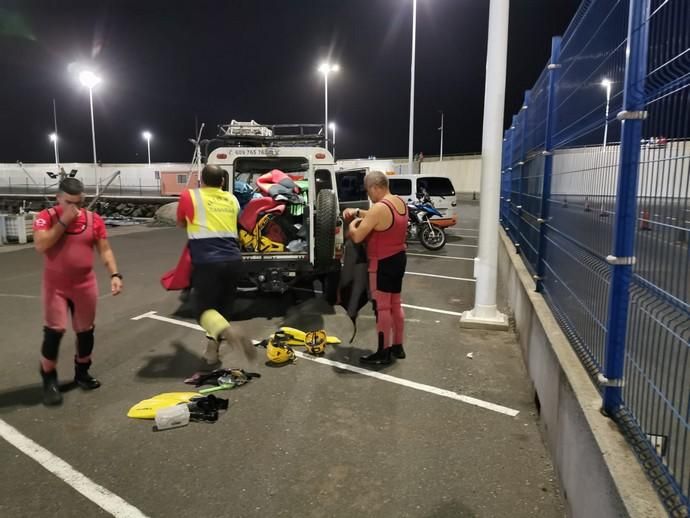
<box><xmin>445</xmin><ymin>243</ymin><xmax>478</xmax><ymax>248</ymax></box>
<box><xmin>130</xmin><ymin>312</ymin><xmax>519</xmax><ymax>417</ymax></box>
<box><xmin>401</xmin><ymin>304</ymin><xmax>464</xmax><ymax>316</ymax></box>
<box><xmin>408</xmin><ymin>242</ymin><xmax>478</xmax><ymax>249</ymax></box>
<box><xmin>407</xmin><ymin>252</ymin><xmax>474</xmax><ymax>261</ymax></box>
<box><xmin>292</xmin><ymin>351</ymin><xmax>519</xmax><ymax>417</ymax></box>
<box><xmin>0</xmin><ymin>419</ymin><xmax>149</xmax><ymax>518</ymax></box>
<box><xmin>406</xmin><ymin>271</ymin><xmax>476</xmax><ymax>282</ymax></box>
<box><xmin>0</xmin><ymin>293</ymin><xmax>38</xmax><ymax>299</ymax></box>
<box><xmin>0</xmin><ymin>292</ymin><xmax>117</xmax><ymax>300</ymax></box>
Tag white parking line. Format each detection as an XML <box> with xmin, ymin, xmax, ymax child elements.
<box><xmin>408</xmin><ymin>242</ymin><xmax>478</xmax><ymax>249</ymax></box>
<box><xmin>292</xmin><ymin>351</ymin><xmax>519</xmax><ymax>417</ymax></box>
<box><xmin>401</xmin><ymin>304</ymin><xmax>464</xmax><ymax>316</ymax></box>
<box><xmin>406</xmin><ymin>272</ymin><xmax>476</xmax><ymax>282</ymax></box>
<box><xmin>130</xmin><ymin>312</ymin><xmax>518</xmax><ymax>417</ymax></box>
<box><xmin>445</xmin><ymin>243</ymin><xmax>478</xmax><ymax>248</ymax></box>
<box><xmin>407</xmin><ymin>252</ymin><xmax>474</xmax><ymax>261</ymax></box>
<box><xmin>450</xmin><ymin>228</ymin><xmax>479</xmax><ymax>232</ymax></box>
<box><xmin>0</xmin><ymin>419</ymin><xmax>149</xmax><ymax>518</ymax></box>
<box><xmin>0</xmin><ymin>293</ymin><xmax>38</xmax><ymax>299</ymax></box>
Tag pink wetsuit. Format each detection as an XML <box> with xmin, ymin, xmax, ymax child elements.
<box><xmin>366</xmin><ymin>197</ymin><xmax>407</xmax><ymax>349</ymax></box>
<box><xmin>34</xmin><ymin>207</ymin><xmax>106</xmax><ymax>332</ymax></box>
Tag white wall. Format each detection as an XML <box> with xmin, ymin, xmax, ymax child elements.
<box><xmin>0</xmin><ymin>162</ymin><xmax>192</xmax><ymax>194</ymax></box>
<box><xmin>420</xmin><ymin>156</ymin><xmax>482</xmax><ymax>193</ymax></box>
<box><xmin>550</xmin><ymin>140</ymin><xmax>690</xmax><ymax>198</ymax></box>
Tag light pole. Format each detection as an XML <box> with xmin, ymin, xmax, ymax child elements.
<box><xmin>318</xmin><ymin>63</ymin><xmax>339</xmax><ymax>151</ymax></box>
<box><xmin>49</xmin><ymin>133</ymin><xmax>59</xmax><ymax>167</ymax></box>
<box><xmin>601</xmin><ymin>79</ymin><xmax>612</xmax><ymax>147</ymax></box>
<box><xmin>460</xmin><ymin>0</ymin><xmax>510</xmax><ymax>330</ymax></box>
<box><xmin>142</xmin><ymin>131</ymin><xmax>152</xmax><ymax>164</ymax></box>
<box><xmin>408</xmin><ymin>0</ymin><xmax>418</xmax><ymax>174</ymax></box>
<box><xmin>329</xmin><ymin>122</ymin><xmax>337</xmax><ymax>161</ymax></box>
<box><xmin>79</xmin><ymin>70</ymin><xmax>102</xmax><ymax>195</ymax></box>
<box><xmin>438</xmin><ymin>111</ymin><xmax>444</xmax><ymax>161</ymax></box>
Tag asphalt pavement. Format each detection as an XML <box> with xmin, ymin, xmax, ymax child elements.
<box><xmin>0</xmin><ymin>201</ymin><xmax>565</xmax><ymax>518</ymax></box>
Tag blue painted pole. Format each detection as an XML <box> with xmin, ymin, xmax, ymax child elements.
<box><xmin>516</xmin><ymin>90</ymin><xmax>531</xmax><ymax>255</ymax></box>
<box><xmin>507</xmin><ymin>116</ymin><xmax>518</xmax><ymax>244</ymax></box>
<box><xmin>536</xmin><ymin>37</ymin><xmax>562</xmax><ymax>292</ymax></box>
<box><xmin>602</xmin><ymin>0</ymin><xmax>651</xmax><ymax>415</ymax></box>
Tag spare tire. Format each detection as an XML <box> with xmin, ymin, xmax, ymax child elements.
<box><xmin>314</xmin><ymin>189</ymin><xmax>337</xmax><ymax>271</ymax></box>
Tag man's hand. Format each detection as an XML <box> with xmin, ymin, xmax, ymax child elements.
<box><xmin>111</xmin><ymin>276</ymin><xmax>123</xmax><ymax>296</ymax></box>
<box><xmin>343</xmin><ymin>208</ymin><xmax>357</xmax><ymax>222</ymax></box>
<box><xmin>60</xmin><ymin>203</ymin><xmax>81</xmax><ymax>225</ymax></box>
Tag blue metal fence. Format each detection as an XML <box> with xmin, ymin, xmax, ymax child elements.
<box><xmin>499</xmin><ymin>0</ymin><xmax>690</xmax><ymax>511</ymax></box>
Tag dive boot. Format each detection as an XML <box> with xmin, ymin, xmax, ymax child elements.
<box><xmin>359</xmin><ymin>348</ymin><xmax>392</xmax><ymax>365</ymax></box>
<box><xmin>40</xmin><ymin>368</ymin><xmax>63</xmax><ymax>406</ymax></box>
<box><xmin>391</xmin><ymin>344</ymin><xmax>406</xmax><ymax>359</ymax></box>
<box><xmin>360</xmin><ymin>333</ymin><xmax>393</xmax><ymax>365</ymax></box>
<box><xmin>74</xmin><ymin>360</ymin><xmax>101</xmax><ymax>390</ymax></box>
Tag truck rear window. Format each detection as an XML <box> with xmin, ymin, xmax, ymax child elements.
<box><xmin>417</xmin><ymin>177</ymin><xmax>455</xmax><ymax>197</ymax></box>
<box><xmin>336</xmin><ymin>171</ymin><xmax>368</xmax><ymax>202</ymax></box>
<box><xmin>233</xmin><ymin>157</ymin><xmax>309</xmax><ymax>176</ymax></box>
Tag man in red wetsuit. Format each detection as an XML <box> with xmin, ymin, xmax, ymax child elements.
<box><xmin>33</xmin><ymin>178</ymin><xmax>123</xmax><ymax>406</ymax></box>
<box><xmin>344</xmin><ymin>170</ymin><xmax>407</xmax><ymax>365</ymax></box>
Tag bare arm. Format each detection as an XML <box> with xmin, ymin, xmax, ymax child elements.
<box><xmin>96</xmin><ymin>238</ymin><xmax>119</xmax><ymax>275</ymax></box>
<box><xmin>34</xmin><ymin>224</ymin><xmax>67</xmax><ymax>254</ymax></box>
<box><xmin>96</xmin><ymin>239</ymin><xmax>123</xmax><ymax>295</ymax></box>
<box><xmin>349</xmin><ymin>204</ymin><xmax>385</xmax><ymax>244</ymax></box>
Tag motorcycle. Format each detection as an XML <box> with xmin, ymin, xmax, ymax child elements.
<box><xmin>407</xmin><ymin>191</ymin><xmax>447</xmax><ymax>250</ymax></box>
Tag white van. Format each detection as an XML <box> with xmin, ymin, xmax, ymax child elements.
<box><xmin>388</xmin><ymin>175</ymin><xmax>457</xmax><ymax>227</ymax></box>
<box><xmin>336</xmin><ymin>169</ymin><xmax>457</xmax><ymax>227</ymax></box>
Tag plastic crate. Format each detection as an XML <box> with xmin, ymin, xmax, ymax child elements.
<box><xmin>0</xmin><ymin>213</ymin><xmax>35</xmax><ymax>244</ymax></box>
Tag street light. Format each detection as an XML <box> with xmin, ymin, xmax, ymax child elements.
<box><xmin>408</xmin><ymin>0</ymin><xmax>418</xmax><ymax>174</ymax></box>
<box><xmin>601</xmin><ymin>79</ymin><xmax>612</xmax><ymax>148</ymax></box>
<box><xmin>318</xmin><ymin>62</ymin><xmax>339</xmax><ymax>151</ymax></box>
<box><xmin>49</xmin><ymin>133</ymin><xmax>59</xmax><ymax>167</ymax></box>
<box><xmin>142</xmin><ymin>131</ymin><xmax>152</xmax><ymax>164</ymax></box>
<box><xmin>329</xmin><ymin>122</ymin><xmax>337</xmax><ymax>161</ymax></box>
<box><xmin>79</xmin><ymin>69</ymin><xmax>102</xmax><ymax>195</ymax></box>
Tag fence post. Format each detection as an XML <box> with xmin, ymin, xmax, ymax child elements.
<box><xmin>516</xmin><ymin>90</ymin><xmax>531</xmax><ymax>251</ymax></box>
<box><xmin>535</xmin><ymin>36</ymin><xmax>562</xmax><ymax>292</ymax></box>
<box><xmin>602</xmin><ymin>0</ymin><xmax>651</xmax><ymax>415</ymax></box>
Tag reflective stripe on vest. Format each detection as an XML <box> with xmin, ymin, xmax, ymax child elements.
<box><xmin>187</xmin><ymin>188</ymin><xmax>239</xmax><ymax>240</ymax></box>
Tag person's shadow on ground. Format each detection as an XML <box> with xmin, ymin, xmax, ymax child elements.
<box><xmin>172</xmin><ymin>287</ymin><xmax>335</xmax><ymax>332</ymax></box>
<box><xmin>136</xmin><ymin>341</ymin><xmax>207</xmax><ymax>380</ymax></box>
<box><xmin>0</xmin><ymin>382</ymin><xmax>78</xmax><ymax>413</ymax></box>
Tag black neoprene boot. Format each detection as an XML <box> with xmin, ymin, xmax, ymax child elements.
<box><xmin>391</xmin><ymin>344</ymin><xmax>406</xmax><ymax>359</ymax></box>
<box><xmin>360</xmin><ymin>334</ymin><xmax>392</xmax><ymax>365</ymax></box>
<box><xmin>74</xmin><ymin>360</ymin><xmax>101</xmax><ymax>390</ymax></box>
<box><xmin>40</xmin><ymin>368</ymin><xmax>63</xmax><ymax>406</ymax></box>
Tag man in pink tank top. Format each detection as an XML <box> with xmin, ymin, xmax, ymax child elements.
<box><xmin>33</xmin><ymin>178</ymin><xmax>123</xmax><ymax>406</ymax></box>
<box><xmin>344</xmin><ymin>170</ymin><xmax>407</xmax><ymax>365</ymax></box>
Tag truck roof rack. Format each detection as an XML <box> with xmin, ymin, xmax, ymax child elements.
<box><xmin>211</xmin><ymin>121</ymin><xmax>326</xmax><ymax>147</ymax></box>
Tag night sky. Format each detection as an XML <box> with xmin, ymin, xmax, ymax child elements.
<box><xmin>0</xmin><ymin>0</ymin><xmax>580</xmax><ymax>164</ymax></box>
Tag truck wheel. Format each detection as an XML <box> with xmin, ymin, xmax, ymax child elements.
<box><xmin>315</xmin><ymin>189</ymin><xmax>337</xmax><ymax>271</ymax></box>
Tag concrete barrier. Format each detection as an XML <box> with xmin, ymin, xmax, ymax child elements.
<box><xmin>497</xmin><ymin>228</ymin><xmax>665</xmax><ymax>518</ymax></box>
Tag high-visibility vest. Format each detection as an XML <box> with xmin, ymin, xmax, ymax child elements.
<box><xmin>186</xmin><ymin>187</ymin><xmax>239</xmax><ymax>240</ymax></box>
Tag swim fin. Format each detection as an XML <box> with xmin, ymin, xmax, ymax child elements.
<box><xmin>127</xmin><ymin>392</ymin><xmax>200</xmax><ymax>419</ymax></box>
<box><xmin>278</xmin><ymin>326</ymin><xmax>341</xmax><ymax>346</ymax></box>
